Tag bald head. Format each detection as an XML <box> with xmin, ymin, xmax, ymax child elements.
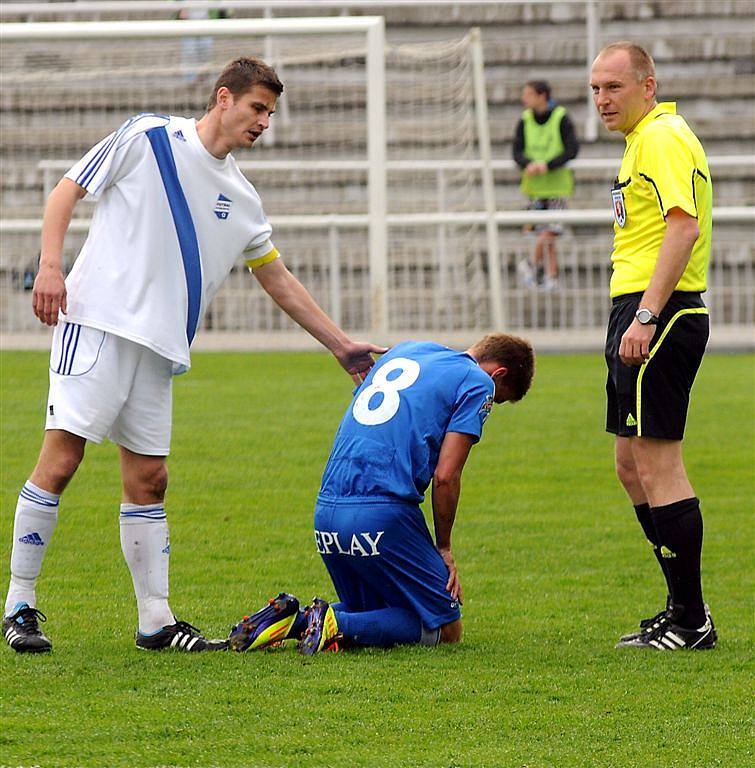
<box><xmin>595</xmin><ymin>41</ymin><xmax>656</xmax><ymax>84</ymax></box>
<box><xmin>590</xmin><ymin>42</ymin><xmax>658</xmax><ymax>135</ymax></box>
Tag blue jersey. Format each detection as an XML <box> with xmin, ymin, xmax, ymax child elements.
<box><xmin>319</xmin><ymin>342</ymin><xmax>495</xmax><ymax>504</ymax></box>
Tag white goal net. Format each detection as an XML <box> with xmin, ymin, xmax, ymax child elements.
<box><xmin>1</xmin><ymin>18</ymin><xmax>492</xmax><ymax>339</ymax></box>
<box><xmin>3</xmin><ymin>17</ymin><xmax>752</xmax><ymax>347</ymax></box>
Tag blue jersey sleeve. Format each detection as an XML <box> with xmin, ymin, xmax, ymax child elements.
<box><xmin>447</xmin><ymin>370</ymin><xmax>494</xmax><ymax>443</ymax></box>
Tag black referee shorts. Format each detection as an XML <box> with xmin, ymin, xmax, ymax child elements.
<box><xmin>605</xmin><ymin>291</ymin><xmax>709</xmax><ymax>440</ymax></box>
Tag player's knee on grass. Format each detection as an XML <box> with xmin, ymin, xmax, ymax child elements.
<box><xmin>439</xmin><ymin>619</ymin><xmax>462</xmax><ymax>644</ymax></box>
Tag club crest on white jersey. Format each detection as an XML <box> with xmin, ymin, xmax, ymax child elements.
<box><xmin>214</xmin><ymin>194</ymin><xmax>232</xmax><ymax>220</ymax></box>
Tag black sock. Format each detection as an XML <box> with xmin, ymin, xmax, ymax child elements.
<box><xmin>634</xmin><ymin>502</ymin><xmax>672</xmax><ymax>606</ymax></box>
<box><xmin>650</xmin><ymin>497</ymin><xmax>706</xmax><ymax>628</ymax></box>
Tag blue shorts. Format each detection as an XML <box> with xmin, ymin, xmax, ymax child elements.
<box><xmin>314</xmin><ymin>497</ymin><xmax>461</xmax><ymax>631</ymax></box>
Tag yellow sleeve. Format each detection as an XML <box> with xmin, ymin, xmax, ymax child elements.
<box><xmin>637</xmin><ymin>126</ymin><xmax>697</xmax><ymax>219</ymax></box>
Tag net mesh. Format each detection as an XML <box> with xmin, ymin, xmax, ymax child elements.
<box><xmin>3</xmin><ymin>25</ymin><xmax>752</xmax><ymax>338</ymax></box>
<box><xmin>1</xmin><ymin>28</ymin><xmax>487</xmax><ymax>334</ymax></box>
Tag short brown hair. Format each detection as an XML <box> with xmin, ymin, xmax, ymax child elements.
<box><xmin>470</xmin><ymin>333</ymin><xmax>535</xmax><ymax>402</ymax></box>
<box><xmin>207</xmin><ymin>57</ymin><xmax>283</xmax><ymax>111</ymax></box>
<box><xmin>525</xmin><ymin>80</ymin><xmax>551</xmax><ymax>100</ymax></box>
<box><xmin>597</xmin><ymin>41</ymin><xmax>656</xmax><ymax>83</ymax></box>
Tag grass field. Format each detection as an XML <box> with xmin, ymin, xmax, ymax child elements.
<box><xmin>1</xmin><ymin>350</ymin><xmax>753</xmax><ymax>768</ymax></box>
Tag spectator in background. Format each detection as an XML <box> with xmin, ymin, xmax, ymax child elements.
<box><xmin>176</xmin><ymin>5</ymin><xmax>229</xmax><ymax>83</ymax></box>
<box><xmin>513</xmin><ymin>80</ymin><xmax>579</xmax><ymax>291</ymax></box>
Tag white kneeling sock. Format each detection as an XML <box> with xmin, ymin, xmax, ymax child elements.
<box><xmin>5</xmin><ymin>481</ymin><xmax>59</xmax><ymax>616</ymax></box>
<box><xmin>119</xmin><ymin>503</ymin><xmax>174</xmax><ymax>634</ymax></box>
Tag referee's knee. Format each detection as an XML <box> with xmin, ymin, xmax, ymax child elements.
<box><xmin>615</xmin><ymin>454</ymin><xmax>638</xmax><ymax>489</ymax></box>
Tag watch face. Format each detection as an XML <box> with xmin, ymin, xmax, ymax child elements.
<box><xmin>636</xmin><ymin>309</ymin><xmax>654</xmax><ymax>324</ymax></box>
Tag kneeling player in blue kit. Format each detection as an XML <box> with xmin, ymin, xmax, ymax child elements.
<box><xmin>229</xmin><ymin>333</ymin><xmax>535</xmax><ymax>653</ymax></box>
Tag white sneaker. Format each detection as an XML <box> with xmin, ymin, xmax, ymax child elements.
<box><xmin>541</xmin><ymin>276</ymin><xmax>560</xmax><ymax>291</ymax></box>
<box><xmin>517</xmin><ymin>258</ymin><xmax>536</xmax><ymax>288</ymax></box>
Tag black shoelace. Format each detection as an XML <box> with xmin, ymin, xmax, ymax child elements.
<box><xmin>173</xmin><ymin>620</ymin><xmax>202</xmax><ymax>637</ymax></box>
<box><xmin>642</xmin><ymin>615</ymin><xmax>673</xmax><ymax>640</ymax></box>
<box><xmin>14</xmin><ymin>606</ymin><xmax>47</xmax><ymax>633</ymax></box>
<box><xmin>640</xmin><ymin>609</ymin><xmax>667</xmax><ymax>628</ymax></box>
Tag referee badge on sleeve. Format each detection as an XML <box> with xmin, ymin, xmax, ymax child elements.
<box><xmin>611</xmin><ymin>187</ymin><xmax>627</xmax><ymax>228</ymax></box>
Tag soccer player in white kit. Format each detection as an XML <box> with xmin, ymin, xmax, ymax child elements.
<box><xmin>3</xmin><ymin>58</ymin><xmax>385</xmax><ymax>653</ymax></box>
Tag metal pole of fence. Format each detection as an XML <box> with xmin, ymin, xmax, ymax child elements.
<box><xmin>366</xmin><ymin>16</ymin><xmax>388</xmax><ymax>335</ymax></box>
<box><xmin>328</xmin><ymin>224</ymin><xmax>342</xmax><ymax>328</ymax></box>
<box><xmin>470</xmin><ymin>27</ymin><xmax>504</xmax><ymax>330</ymax></box>
<box><xmin>584</xmin><ymin>0</ymin><xmax>599</xmax><ymax>142</ymax></box>
<box><xmin>436</xmin><ymin>167</ymin><xmax>448</xmax><ymax>329</ymax></box>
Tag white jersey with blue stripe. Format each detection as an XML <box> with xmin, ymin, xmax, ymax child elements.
<box><xmin>63</xmin><ymin>114</ymin><xmax>274</xmax><ymax>368</ymax></box>
<box><xmin>319</xmin><ymin>342</ymin><xmax>495</xmax><ymax>504</ymax></box>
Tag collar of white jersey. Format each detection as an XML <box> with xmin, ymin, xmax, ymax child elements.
<box><xmin>184</xmin><ymin>118</ymin><xmax>231</xmax><ymax>169</ymax></box>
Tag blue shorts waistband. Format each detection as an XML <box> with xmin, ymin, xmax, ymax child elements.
<box><xmin>316</xmin><ymin>494</ymin><xmax>419</xmax><ymax>509</ymax></box>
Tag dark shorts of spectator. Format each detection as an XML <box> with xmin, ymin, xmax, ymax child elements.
<box><xmin>605</xmin><ymin>291</ymin><xmax>709</xmax><ymax>440</ymax></box>
<box><xmin>526</xmin><ymin>198</ymin><xmax>568</xmax><ymax>235</ymax></box>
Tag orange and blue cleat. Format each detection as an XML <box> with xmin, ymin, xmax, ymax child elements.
<box><xmin>228</xmin><ymin>593</ymin><xmax>300</xmax><ymax>652</ymax></box>
<box><xmin>298</xmin><ymin>597</ymin><xmax>342</xmax><ymax>655</ymax></box>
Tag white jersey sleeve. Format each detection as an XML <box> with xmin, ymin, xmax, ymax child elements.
<box><xmin>244</xmin><ymin>238</ymin><xmax>279</xmax><ymax>270</ymax></box>
<box><xmin>65</xmin><ymin>113</ymin><xmax>170</xmax><ymax>200</ymax></box>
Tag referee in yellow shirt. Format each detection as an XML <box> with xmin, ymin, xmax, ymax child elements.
<box><xmin>590</xmin><ymin>41</ymin><xmax>716</xmax><ymax>650</ymax></box>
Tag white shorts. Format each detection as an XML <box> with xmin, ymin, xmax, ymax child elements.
<box><xmin>45</xmin><ymin>322</ymin><xmax>173</xmax><ymax>456</ymax></box>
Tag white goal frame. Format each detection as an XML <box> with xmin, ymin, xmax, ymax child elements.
<box><xmin>0</xmin><ymin>16</ymin><xmax>390</xmax><ymax>331</ymax></box>
<box><xmin>2</xmin><ymin>17</ymin><xmax>754</xmax><ymax>347</ymax></box>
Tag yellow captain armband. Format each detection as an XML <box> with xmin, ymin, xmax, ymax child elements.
<box><xmin>244</xmin><ymin>246</ymin><xmax>280</xmax><ymax>271</ymax></box>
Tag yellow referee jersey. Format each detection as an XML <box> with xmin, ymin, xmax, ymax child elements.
<box><xmin>610</xmin><ymin>102</ymin><xmax>712</xmax><ymax>298</ymax></box>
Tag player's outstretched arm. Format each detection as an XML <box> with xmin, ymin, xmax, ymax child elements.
<box><xmin>432</xmin><ymin>431</ymin><xmax>475</xmax><ymax>603</ymax></box>
<box><xmin>34</xmin><ymin>178</ymin><xmax>86</xmax><ymax>326</ymax></box>
<box><xmin>252</xmin><ymin>258</ymin><xmax>387</xmax><ymax>382</ymax></box>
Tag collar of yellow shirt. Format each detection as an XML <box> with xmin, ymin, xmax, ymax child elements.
<box><xmin>626</xmin><ymin>101</ymin><xmax>677</xmax><ymax>143</ymax></box>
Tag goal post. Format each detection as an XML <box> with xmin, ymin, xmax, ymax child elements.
<box><xmin>0</xmin><ymin>16</ymin><xmax>389</xmax><ymax>331</ymax></box>
<box><xmin>1</xmin><ymin>18</ymin><xmax>501</xmax><ymax>340</ymax></box>
<box><xmin>6</xmin><ymin>17</ymin><xmax>751</xmax><ymax>346</ymax></box>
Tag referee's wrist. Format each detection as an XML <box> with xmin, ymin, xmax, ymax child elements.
<box><xmin>635</xmin><ymin>307</ymin><xmax>660</xmax><ymax>325</ymax></box>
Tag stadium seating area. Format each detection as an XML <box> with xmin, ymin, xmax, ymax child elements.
<box><xmin>1</xmin><ymin>1</ymin><xmax>753</xmax><ymax>338</ymax></box>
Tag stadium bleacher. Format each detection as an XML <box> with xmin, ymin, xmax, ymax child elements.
<box><xmin>1</xmin><ymin>1</ymin><xmax>753</xmax><ymax>342</ymax></box>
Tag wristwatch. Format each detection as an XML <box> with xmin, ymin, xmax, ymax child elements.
<box><xmin>635</xmin><ymin>308</ymin><xmax>659</xmax><ymax>325</ymax></box>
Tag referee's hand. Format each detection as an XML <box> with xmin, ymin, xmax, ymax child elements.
<box><xmin>619</xmin><ymin>319</ymin><xmax>656</xmax><ymax>366</ymax></box>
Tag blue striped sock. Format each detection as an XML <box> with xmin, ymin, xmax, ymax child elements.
<box><xmin>5</xmin><ymin>481</ymin><xmax>60</xmax><ymax>615</ymax></box>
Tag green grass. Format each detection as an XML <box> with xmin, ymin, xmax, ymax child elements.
<box><xmin>1</xmin><ymin>350</ymin><xmax>753</xmax><ymax>768</ymax></box>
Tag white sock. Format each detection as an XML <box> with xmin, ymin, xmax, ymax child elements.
<box><xmin>5</xmin><ymin>481</ymin><xmax>59</xmax><ymax>616</ymax></box>
<box><xmin>119</xmin><ymin>503</ymin><xmax>174</xmax><ymax>634</ymax></box>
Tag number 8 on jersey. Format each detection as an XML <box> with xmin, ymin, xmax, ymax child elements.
<box><xmin>352</xmin><ymin>358</ymin><xmax>420</xmax><ymax>426</ymax></box>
